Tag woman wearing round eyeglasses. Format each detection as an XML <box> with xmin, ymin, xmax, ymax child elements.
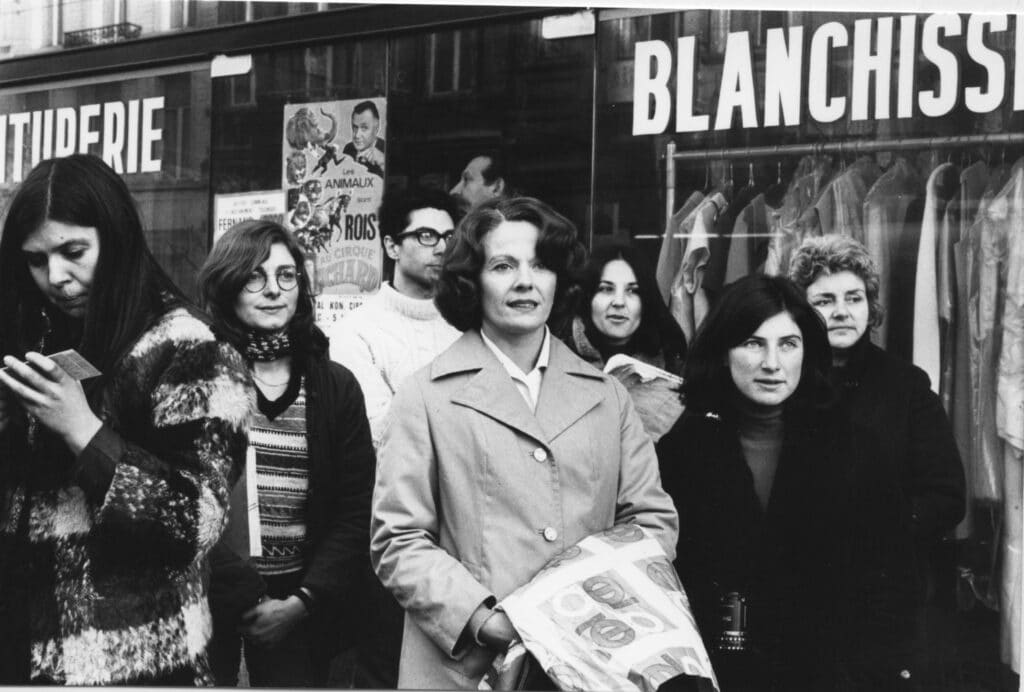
<box><xmin>198</xmin><ymin>220</ymin><xmax>375</xmax><ymax>686</ymax></box>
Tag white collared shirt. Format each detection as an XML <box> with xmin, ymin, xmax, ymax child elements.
<box><xmin>480</xmin><ymin>328</ymin><xmax>551</xmax><ymax>413</ymax></box>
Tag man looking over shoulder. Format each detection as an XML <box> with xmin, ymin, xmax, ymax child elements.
<box><xmin>329</xmin><ymin>186</ymin><xmax>461</xmax><ymax>450</ymax></box>
<box><xmin>449</xmin><ymin>153</ymin><xmax>511</xmax><ymax>215</ymax></box>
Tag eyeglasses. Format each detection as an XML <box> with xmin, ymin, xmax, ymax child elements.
<box><xmin>395</xmin><ymin>227</ymin><xmax>455</xmax><ymax>247</ymax></box>
<box><xmin>244</xmin><ymin>267</ymin><xmax>301</xmax><ymax>293</ymax></box>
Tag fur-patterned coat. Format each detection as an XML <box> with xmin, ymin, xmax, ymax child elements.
<box><xmin>0</xmin><ymin>307</ymin><xmax>252</xmax><ymax>685</ymax></box>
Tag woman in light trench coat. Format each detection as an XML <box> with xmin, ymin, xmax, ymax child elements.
<box><xmin>370</xmin><ymin>197</ymin><xmax>680</xmax><ymax>689</ymax></box>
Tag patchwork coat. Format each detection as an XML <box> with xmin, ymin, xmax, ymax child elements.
<box><xmin>0</xmin><ymin>307</ymin><xmax>251</xmax><ymax>685</ymax></box>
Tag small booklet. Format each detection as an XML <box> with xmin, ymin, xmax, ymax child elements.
<box><xmin>0</xmin><ymin>349</ymin><xmax>101</xmax><ymax>381</ymax></box>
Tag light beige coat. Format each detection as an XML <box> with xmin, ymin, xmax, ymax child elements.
<box><xmin>371</xmin><ymin>330</ymin><xmax>679</xmax><ymax>689</ymax></box>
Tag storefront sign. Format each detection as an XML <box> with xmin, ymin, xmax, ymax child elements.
<box><xmin>633</xmin><ymin>13</ymin><xmax>1023</xmax><ymax>135</ymax></box>
<box><xmin>213</xmin><ymin>190</ymin><xmax>287</xmax><ymax>245</ymax></box>
<box><xmin>0</xmin><ymin>97</ymin><xmax>164</xmax><ymax>182</ymax></box>
<box><xmin>281</xmin><ymin>97</ymin><xmax>386</xmax><ymax>325</ymax></box>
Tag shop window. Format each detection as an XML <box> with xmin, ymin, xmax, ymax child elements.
<box><xmin>595</xmin><ymin>10</ymin><xmax>1021</xmax><ymax>689</ymax></box>
<box><xmin>0</xmin><ymin>65</ymin><xmax>212</xmax><ymax>299</ymax></box>
<box><xmin>389</xmin><ymin>17</ymin><xmax>593</xmax><ymax>233</ymax></box>
<box><xmin>427</xmin><ymin>29</ymin><xmax>478</xmax><ymax>96</ymax></box>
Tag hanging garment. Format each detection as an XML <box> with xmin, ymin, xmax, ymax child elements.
<box><xmin>949</xmin><ymin>161</ymin><xmax>990</xmax><ymax>538</ymax></box>
<box><xmin>913</xmin><ymin>162</ymin><xmax>959</xmax><ymax>393</ymax></box>
<box><xmin>669</xmin><ymin>192</ymin><xmax>726</xmax><ymax>343</ymax></box>
<box><xmin>813</xmin><ymin>156</ymin><xmax>882</xmax><ymax>241</ymax></box>
<box><xmin>965</xmin><ymin>163</ymin><xmax>1012</xmax><ymax>504</ymax></box>
<box><xmin>656</xmin><ymin>190</ymin><xmax>704</xmax><ymax>305</ymax></box>
<box><xmin>991</xmin><ymin>159</ymin><xmax>1024</xmax><ymax>674</ymax></box>
<box><xmin>724</xmin><ymin>192</ymin><xmax>772</xmax><ymax>284</ymax></box>
<box><xmin>764</xmin><ymin>156</ymin><xmax>833</xmax><ymax>276</ymax></box>
<box><xmin>863</xmin><ymin>158</ymin><xmax>924</xmax><ymax>362</ymax></box>
<box><xmin>706</xmin><ymin>183</ymin><xmax>759</xmax><ymax>295</ymax></box>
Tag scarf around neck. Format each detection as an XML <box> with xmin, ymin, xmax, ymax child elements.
<box><xmin>245</xmin><ymin>329</ymin><xmax>292</xmax><ymax>362</ymax></box>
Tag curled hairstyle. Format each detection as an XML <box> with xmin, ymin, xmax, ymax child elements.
<box><xmin>577</xmin><ymin>241</ymin><xmax>687</xmax><ymax>365</ymax></box>
<box><xmin>0</xmin><ymin>154</ymin><xmax>184</xmax><ymax>374</ymax></box>
<box><xmin>682</xmin><ymin>274</ymin><xmax>831</xmax><ymax>416</ymax></box>
<box><xmin>788</xmin><ymin>234</ymin><xmax>884</xmax><ymax>328</ymax></box>
<box><xmin>198</xmin><ymin>220</ymin><xmax>325</xmax><ymax>360</ymax></box>
<box><xmin>435</xmin><ymin>196</ymin><xmax>585</xmax><ymax>332</ymax></box>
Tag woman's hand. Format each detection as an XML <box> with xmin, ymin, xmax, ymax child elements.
<box><xmin>0</xmin><ymin>352</ymin><xmax>102</xmax><ymax>454</ymax></box>
<box><xmin>239</xmin><ymin>596</ymin><xmax>307</xmax><ymax>648</ymax></box>
<box><xmin>478</xmin><ymin>611</ymin><xmax>517</xmax><ymax>650</ymax></box>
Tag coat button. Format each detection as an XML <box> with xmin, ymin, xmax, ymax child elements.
<box><xmin>543</xmin><ymin>527</ymin><xmax>558</xmax><ymax>542</ymax></box>
<box><xmin>532</xmin><ymin>448</ymin><xmax>548</xmax><ymax>462</ymax></box>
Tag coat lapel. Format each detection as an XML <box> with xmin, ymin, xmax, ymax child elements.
<box><xmin>534</xmin><ymin>338</ymin><xmax>606</xmax><ymax>443</ymax></box>
<box><xmin>434</xmin><ymin>331</ymin><xmax>607</xmax><ymax>447</ymax></box>
<box><xmin>437</xmin><ymin>331</ymin><xmax>549</xmax><ymax>445</ymax></box>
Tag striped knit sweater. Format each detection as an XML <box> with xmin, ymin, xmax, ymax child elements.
<box><xmin>0</xmin><ymin>307</ymin><xmax>252</xmax><ymax>685</ymax></box>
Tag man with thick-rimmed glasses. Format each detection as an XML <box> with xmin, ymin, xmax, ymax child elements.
<box><xmin>327</xmin><ymin>186</ymin><xmax>462</xmax><ymax>689</ymax></box>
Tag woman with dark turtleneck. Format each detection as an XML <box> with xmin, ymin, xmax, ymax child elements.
<box><xmin>656</xmin><ymin>274</ymin><xmax>835</xmax><ymax>692</ymax></box>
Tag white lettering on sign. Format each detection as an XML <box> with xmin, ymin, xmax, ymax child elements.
<box><xmin>0</xmin><ymin>97</ymin><xmax>164</xmax><ymax>183</ymax></box>
<box><xmin>631</xmin><ymin>13</ymin><xmax>1021</xmax><ymax>135</ymax></box>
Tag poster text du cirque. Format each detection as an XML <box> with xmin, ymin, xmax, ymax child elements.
<box><xmin>0</xmin><ymin>97</ymin><xmax>164</xmax><ymax>183</ymax></box>
<box><xmin>633</xmin><ymin>13</ymin><xmax>1024</xmax><ymax>135</ymax></box>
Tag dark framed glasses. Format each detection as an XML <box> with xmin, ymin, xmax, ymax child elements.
<box><xmin>244</xmin><ymin>267</ymin><xmax>301</xmax><ymax>293</ymax></box>
<box><xmin>396</xmin><ymin>227</ymin><xmax>455</xmax><ymax>247</ymax></box>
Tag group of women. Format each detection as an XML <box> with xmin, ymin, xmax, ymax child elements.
<box><xmin>0</xmin><ymin>153</ymin><xmax>964</xmax><ymax>692</ymax></box>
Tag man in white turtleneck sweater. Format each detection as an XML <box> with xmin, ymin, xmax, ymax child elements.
<box><xmin>329</xmin><ymin>187</ymin><xmax>462</xmax><ymax>451</ymax></box>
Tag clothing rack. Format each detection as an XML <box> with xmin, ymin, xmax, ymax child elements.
<box><xmin>664</xmin><ymin>133</ymin><xmax>1024</xmax><ymax>230</ymax></box>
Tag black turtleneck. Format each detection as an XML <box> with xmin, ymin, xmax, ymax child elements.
<box><xmin>732</xmin><ymin>394</ymin><xmax>785</xmax><ymax>510</ymax></box>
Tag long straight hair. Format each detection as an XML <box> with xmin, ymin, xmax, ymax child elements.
<box><xmin>0</xmin><ymin>154</ymin><xmax>184</xmax><ymax>373</ymax></box>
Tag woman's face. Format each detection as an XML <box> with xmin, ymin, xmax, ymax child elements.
<box><xmin>590</xmin><ymin>259</ymin><xmax>642</xmax><ymax>346</ymax></box>
<box><xmin>728</xmin><ymin>310</ymin><xmax>804</xmax><ymax>407</ymax></box>
<box><xmin>21</xmin><ymin>220</ymin><xmax>100</xmax><ymax>319</ymax></box>
<box><xmin>805</xmin><ymin>270</ymin><xmax>870</xmax><ymax>351</ymax></box>
<box><xmin>479</xmin><ymin>220</ymin><xmax>557</xmax><ymax>342</ymax></box>
<box><xmin>234</xmin><ymin>242</ymin><xmax>300</xmax><ymax>332</ymax></box>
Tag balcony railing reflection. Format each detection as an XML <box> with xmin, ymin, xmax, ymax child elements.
<box><xmin>64</xmin><ymin>22</ymin><xmax>142</xmax><ymax>48</ymax></box>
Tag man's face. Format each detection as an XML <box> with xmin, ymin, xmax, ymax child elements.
<box><xmin>450</xmin><ymin>156</ymin><xmax>503</xmax><ymax>213</ymax></box>
<box><xmin>351</xmin><ymin>110</ymin><xmax>380</xmax><ymax>153</ymax></box>
<box><xmin>384</xmin><ymin>207</ymin><xmax>455</xmax><ymax>298</ymax></box>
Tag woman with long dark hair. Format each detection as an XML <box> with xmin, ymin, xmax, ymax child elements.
<box><xmin>0</xmin><ymin>154</ymin><xmax>251</xmax><ymax>685</ymax></box>
<box><xmin>371</xmin><ymin>197</ymin><xmax>678</xmax><ymax>689</ymax></box>
<box><xmin>198</xmin><ymin>220</ymin><xmax>375</xmax><ymax>687</ymax></box>
<box><xmin>568</xmin><ymin>241</ymin><xmax>687</xmax><ymax>375</ymax></box>
<box><xmin>655</xmin><ymin>274</ymin><xmax>835</xmax><ymax>692</ymax></box>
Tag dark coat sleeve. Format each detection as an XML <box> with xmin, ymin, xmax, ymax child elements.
<box><xmin>301</xmin><ymin>360</ymin><xmax>376</xmax><ymax>607</ymax></box>
<box><xmin>903</xmin><ymin>367</ymin><xmax>966</xmax><ymax>542</ymax></box>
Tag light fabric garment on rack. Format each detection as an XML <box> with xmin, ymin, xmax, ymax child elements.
<box><xmin>862</xmin><ymin>158</ymin><xmax>923</xmax><ymax>358</ymax></box>
<box><xmin>724</xmin><ymin>192</ymin><xmax>772</xmax><ymax>284</ymax></box>
<box><xmin>990</xmin><ymin>159</ymin><xmax>1024</xmax><ymax>673</ymax></box>
<box><xmin>965</xmin><ymin>163</ymin><xmax>1013</xmax><ymax>504</ymax></box>
<box><xmin>813</xmin><ymin>156</ymin><xmax>882</xmax><ymax>241</ymax></box>
<box><xmin>706</xmin><ymin>183</ymin><xmax>758</xmax><ymax>294</ymax></box>
<box><xmin>668</xmin><ymin>192</ymin><xmax>726</xmax><ymax>343</ymax></box>
<box><xmin>913</xmin><ymin>162</ymin><xmax>959</xmax><ymax>393</ymax></box>
<box><xmin>948</xmin><ymin>160</ymin><xmax>989</xmax><ymax>537</ymax></box>
<box><xmin>655</xmin><ymin>190</ymin><xmax>703</xmax><ymax>305</ymax></box>
<box><xmin>764</xmin><ymin>156</ymin><xmax>831</xmax><ymax>276</ymax></box>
